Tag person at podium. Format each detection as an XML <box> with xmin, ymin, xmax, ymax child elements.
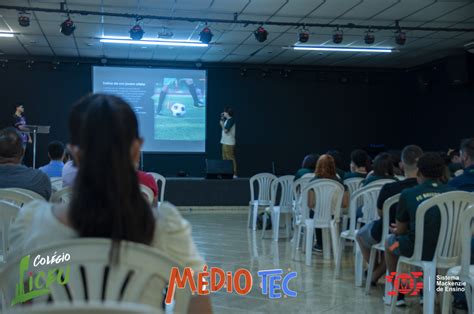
<box><xmin>10</xmin><ymin>103</ymin><xmax>32</xmax><ymax>148</ymax></box>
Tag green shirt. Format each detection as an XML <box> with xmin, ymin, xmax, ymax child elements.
<box><xmin>396</xmin><ymin>179</ymin><xmax>452</xmax><ymax>260</ymax></box>
<box><xmin>343</xmin><ymin>172</ymin><xmax>367</xmax><ymax>180</ymax></box>
<box><xmin>294</xmin><ymin>168</ymin><xmax>313</xmax><ymax>180</ymax></box>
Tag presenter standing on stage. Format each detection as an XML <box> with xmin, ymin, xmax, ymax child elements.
<box><xmin>11</xmin><ymin>103</ymin><xmax>32</xmax><ymax>148</ymax></box>
<box><xmin>220</xmin><ymin>106</ymin><xmax>237</xmax><ymax>178</ymax></box>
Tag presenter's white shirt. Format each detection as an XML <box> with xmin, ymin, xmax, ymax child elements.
<box><xmin>220</xmin><ymin>119</ymin><xmax>236</xmax><ymax>145</ymax></box>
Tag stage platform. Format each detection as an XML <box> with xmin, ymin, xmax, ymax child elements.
<box><xmin>165</xmin><ymin>177</ymin><xmax>250</xmax><ymax>206</ymax></box>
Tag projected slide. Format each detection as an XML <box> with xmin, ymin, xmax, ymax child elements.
<box><xmin>92</xmin><ymin>66</ymin><xmax>206</xmax><ymax>152</ymax></box>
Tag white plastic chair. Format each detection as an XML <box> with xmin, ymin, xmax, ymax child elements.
<box><xmin>335</xmin><ymin>184</ymin><xmax>384</xmax><ymax>286</ymax></box>
<box><xmin>342</xmin><ymin>177</ymin><xmax>364</xmax><ymax>231</ymax></box>
<box><xmin>441</xmin><ymin>204</ymin><xmax>474</xmax><ymax>314</ymax></box>
<box><xmin>344</xmin><ymin>177</ymin><xmax>364</xmax><ymax>196</ymax></box>
<box><xmin>364</xmin><ymin>178</ymin><xmax>396</xmax><ymax>188</ymax></box>
<box><xmin>140</xmin><ymin>184</ymin><xmax>154</xmax><ymax>206</ymax></box>
<box><xmin>390</xmin><ymin>191</ymin><xmax>474</xmax><ymax>314</ymax></box>
<box><xmin>365</xmin><ymin>193</ymin><xmax>400</xmax><ymax>295</ymax></box>
<box><xmin>0</xmin><ymin>238</ymin><xmax>192</xmax><ymax>313</ymax></box>
<box><xmin>7</xmin><ymin>301</ymin><xmax>161</xmax><ymax>314</ymax></box>
<box><xmin>262</xmin><ymin>175</ymin><xmax>294</xmax><ymax>241</ymax></box>
<box><xmin>50</xmin><ymin>187</ymin><xmax>72</xmax><ymax>204</ymax></box>
<box><xmin>147</xmin><ymin>172</ymin><xmax>166</xmax><ymax>204</ymax></box>
<box><xmin>293</xmin><ymin>179</ymin><xmax>344</xmax><ymax>266</ymax></box>
<box><xmin>301</xmin><ymin>172</ymin><xmax>315</xmax><ymax>179</ymax></box>
<box><xmin>0</xmin><ymin>201</ymin><xmax>20</xmax><ymax>264</ymax></box>
<box><xmin>5</xmin><ymin>188</ymin><xmax>45</xmax><ymax>202</ymax></box>
<box><xmin>0</xmin><ymin>189</ymin><xmax>37</xmax><ymax>207</ymax></box>
<box><xmin>50</xmin><ymin>177</ymin><xmax>63</xmax><ymax>193</ymax></box>
<box><xmin>248</xmin><ymin>173</ymin><xmax>277</xmax><ymax>231</ymax></box>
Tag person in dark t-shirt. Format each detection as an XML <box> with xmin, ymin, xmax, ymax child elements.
<box><xmin>343</xmin><ymin>149</ymin><xmax>370</xmax><ymax>180</ymax></box>
<box><xmin>385</xmin><ymin>152</ymin><xmax>451</xmax><ymax>306</ymax></box>
<box><xmin>294</xmin><ymin>153</ymin><xmax>319</xmax><ymax>180</ymax></box>
<box><xmin>356</xmin><ymin>145</ymin><xmax>423</xmax><ymax>285</ymax></box>
<box><xmin>10</xmin><ymin>103</ymin><xmax>31</xmax><ymax>147</ymax></box>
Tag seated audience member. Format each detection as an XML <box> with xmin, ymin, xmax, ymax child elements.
<box><xmin>344</xmin><ymin>149</ymin><xmax>370</xmax><ymax>179</ymax></box>
<box><xmin>294</xmin><ymin>153</ymin><xmax>319</xmax><ymax>180</ymax></box>
<box><xmin>388</xmin><ymin>150</ymin><xmax>403</xmax><ymax>177</ymax></box>
<box><xmin>449</xmin><ymin>138</ymin><xmax>474</xmax><ymax>192</ymax></box>
<box><xmin>356</xmin><ymin>145</ymin><xmax>422</xmax><ymax>285</ymax></box>
<box><xmin>308</xmin><ymin>154</ymin><xmax>349</xmax><ymax>252</ymax></box>
<box><xmin>62</xmin><ymin>154</ymin><xmax>78</xmax><ymax>188</ymax></box>
<box><xmin>8</xmin><ymin>94</ymin><xmax>211</xmax><ymax>312</ymax></box>
<box><xmin>0</xmin><ymin>127</ymin><xmax>51</xmax><ymax>199</ymax></box>
<box><xmin>327</xmin><ymin>150</ymin><xmax>346</xmax><ymax>180</ymax></box>
<box><xmin>385</xmin><ymin>152</ymin><xmax>451</xmax><ymax>306</ymax></box>
<box><xmin>39</xmin><ymin>141</ymin><xmax>65</xmax><ymax>178</ymax></box>
<box><xmin>362</xmin><ymin>152</ymin><xmax>396</xmax><ymax>186</ymax></box>
<box><xmin>447</xmin><ymin>148</ymin><xmax>463</xmax><ymax>177</ymax></box>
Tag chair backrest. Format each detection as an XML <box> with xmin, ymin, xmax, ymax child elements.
<box><xmin>379</xmin><ymin>194</ymin><xmax>400</xmax><ymax>245</ymax></box>
<box><xmin>0</xmin><ymin>239</ymin><xmax>191</xmax><ymax>313</ymax></box>
<box><xmin>347</xmin><ymin>184</ymin><xmax>384</xmax><ymax>236</ymax></box>
<box><xmin>5</xmin><ymin>188</ymin><xmax>45</xmax><ymax>202</ymax></box>
<box><xmin>343</xmin><ymin>177</ymin><xmax>364</xmax><ymax>196</ymax></box>
<box><xmin>412</xmin><ymin>191</ymin><xmax>474</xmax><ymax>266</ymax></box>
<box><xmin>7</xmin><ymin>301</ymin><xmax>161</xmax><ymax>314</ymax></box>
<box><xmin>0</xmin><ymin>201</ymin><xmax>20</xmax><ymax>263</ymax></box>
<box><xmin>301</xmin><ymin>179</ymin><xmax>344</xmax><ymax>224</ymax></box>
<box><xmin>139</xmin><ymin>184</ymin><xmax>154</xmax><ymax>205</ymax></box>
<box><xmin>249</xmin><ymin>173</ymin><xmax>277</xmax><ymax>203</ymax></box>
<box><xmin>50</xmin><ymin>187</ymin><xmax>72</xmax><ymax>204</ymax></box>
<box><xmin>0</xmin><ymin>189</ymin><xmax>36</xmax><ymax>207</ymax></box>
<box><xmin>147</xmin><ymin>172</ymin><xmax>166</xmax><ymax>203</ymax></box>
<box><xmin>301</xmin><ymin>173</ymin><xmax>315</xmax><ymax>179</ymax></box>
<box><xmin>460</xmin><ymin>205</ymin><xmax>474</xmax><ymax>276</ymax></box>
<box><xmin>364</xmin><ymin>178</ymin><xmax>395</xmax><ymax>188</ymax></box>
<box><xmin>270</xmin><ymin>175</ymin><xmax>294</xmax><ymax>209</ymax></box>
<box><xmin>360</xmin><ymin>185</ymin><xmax>384</xmax><ymax>223</ymax></box>
<box><xmin>50</xmin><ymin>177</ymin><xmax>63</xmax><ymax>193</ymax></box>
<box><xmin>292</xmin><ymin>177</ymin><xmax>312</xmax><ymax>216</ymax></box>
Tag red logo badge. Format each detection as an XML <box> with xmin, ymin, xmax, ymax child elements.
<box><xmin>386</xmin><ymin>271</ymin><xmax>423</xmax><ymax>296</ymax></box>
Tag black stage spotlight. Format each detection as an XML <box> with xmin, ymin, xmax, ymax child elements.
<box><xmin>18</xmin><ymin>12</ymin><xmax>30</xmax><ymax>27</ymax></box>
<box><xmin>298</xmin><ymin>30</ymin><xmax>309</xmax><ymax>43</ymax></box>
<box><xmin>60</xmin><ymin>18</ymin><xmax>75</xmax><ymax>36</ymax></box>
<box><xmin>364</xmin><ymin>30</ymin><xmax>375</xmax><ymax>44</ymax></box>
<box><xmin>394</xmin><ymin>20</ymin><xmax>406</xmax><ymax>45</ymax></box>
<box><xmin>130</xmin><ymin>24</ymin><xmax>144</xmax><ymax>40</ymax></box>
<box><xmin>199</xmin><ymin>26</ymin><xmax>213</xmax><ymax>44</ymax></box>
<box><xmin>395</xmin><ymin>30</ymin><xmax>406</xmax><ymax>45</ymax></box>
<box><xmin>333</xmin><ymin>28</ymin><xmax>343</xmax><ymax>44</ymax></box>
<box><xmin>254</xmin><ymin>26</ymin><xmax>268</xmax><ymax>43</ymax></box>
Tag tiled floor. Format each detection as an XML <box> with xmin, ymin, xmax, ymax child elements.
<box><xmin>183</xmin><ymin>211</ymin><xmax>445</xmax><ymax>314</ymax></box>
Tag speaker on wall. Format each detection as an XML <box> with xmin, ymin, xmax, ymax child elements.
<box><xmin>205</xmin><ymin>159</ymin><xmax>233</xmax><ymax>179</ymax></box>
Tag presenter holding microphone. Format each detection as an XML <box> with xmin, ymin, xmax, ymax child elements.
<box><xmin>220</xmin><ymin>106</ymin><xmax>237</xmax><ymax>178</ymax></box>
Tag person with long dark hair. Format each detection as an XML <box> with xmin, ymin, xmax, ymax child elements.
<box><xmin>8</xmin><ymin>94</ymin><xmax>211</xmax><ymax>312</ymax></box>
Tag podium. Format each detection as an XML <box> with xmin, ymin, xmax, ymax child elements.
<box><xmin>24</xmin><ymin>125</ymin><xmax>50</xmax><ymax>168</ymax></box>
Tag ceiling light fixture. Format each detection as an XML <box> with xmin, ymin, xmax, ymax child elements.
<box><xmin>298</xmin><ymin>27</ymin><xmax>309</xmax><ymax>43</ymax></box>
<box><xmin>100</xmin><ymin>37</ymin><xmax>208</xmax><ymax>47</ymax></box>
<box><xmin>60</xmin><ymin>17</ymin><xmax>75</xmax><ymax>36</ymax></box>
<box><xmin>0</xmin><ymin>32</ymin><xmax>15</xmax><ymax>38</ymax></box>
<box><xmin>18</xmin><ymin>11</ymin><xmax>30</xmax><ymax>27</ymax></box>
<box><xmin>291</xmin><ymin>45</ymin><xmax>393</xmax><ymax>53</ymax></box>
<box><xmin>333</xmin><ymin>27</ymin><xmax>343</xmax><ymax>44</ymax></box>
<box><xmin>395</xmin><ymin>20</ymin><xmax>406</xmax><ymax>45</ymax></box>
<box><xmin>254</xmin><ymin>26</ymin><xmax>268</xmax><ymax>42</ymax></box>
<box><xmin>199</xmin><ymin>26</ymin><xmax>213</xmax><ymax>44</ymax></box>
<box><xmin>364</xmin><ymin>29</ymin><xmax>375</xmax><ymax>44</ymax></box>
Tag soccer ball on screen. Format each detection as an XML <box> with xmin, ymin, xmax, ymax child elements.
<box><xmin>171</xmin><ymin>103</ymin><xmax>186</xmax><ymax>117</ymax></box>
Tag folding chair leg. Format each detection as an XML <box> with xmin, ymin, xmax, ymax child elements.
<box><xmin>384</xmin><ymin>270</ymin><xmax>392</xmax><ymax>305</ymax></box>
<box><xmin>247</xmin><ymin>204</ymin><xmax>252</xmax><ymax>228</ymax></box>
<box><xmin>335</xmin><ymin>236</ymin><xmax>344</xmax><ymax>278</ymax></box>
<box><xmin>322</xmin><ymin>229</ymin><xmax>330</xmax><ymax>260</ymax></box>
<box><xmin>272</xmin><ymin>210</ymin><xmax>280</xmax><ymax>241</ymax></box>
<box><xmin>252</xmin><ymin>204</ymin><xmax>258</xmax><ymax>231</ymax></box>
<box><xmin>261</xmin><ymin>212</ymin><xmax>267</xmax><ymax>239</ymax></box>
<box><xmin>355</xmin><ymin>241</ymin><xmax>363</xmax><ymax>287</ymax></box>
<box><xmin>423</xmin><ymin>265</ymin><xmax>436</xmax><ymax>314</ymax></box>
<box><xmin>330</xmin><ymin>221</ymin><xmax>338</xmax><ymax>264</ymax></box>
<box><xmin>305</xmin><ymin>223</ymin><xmax>314</xmax><ymax>266</ymax></box>
<box><xmin>292</xmin><ymin>225</ymin><xmax>302</xmax><ymax>260</ymax></box>
<box><xmin>365</xmin><ymin>247</ymin><xmax>377</xmax><ymax>294</ymax></box>
<box><xmin>441</xmin><ymin>285</ymin><xmax>452</xmax><ymax>314</ymax></box>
